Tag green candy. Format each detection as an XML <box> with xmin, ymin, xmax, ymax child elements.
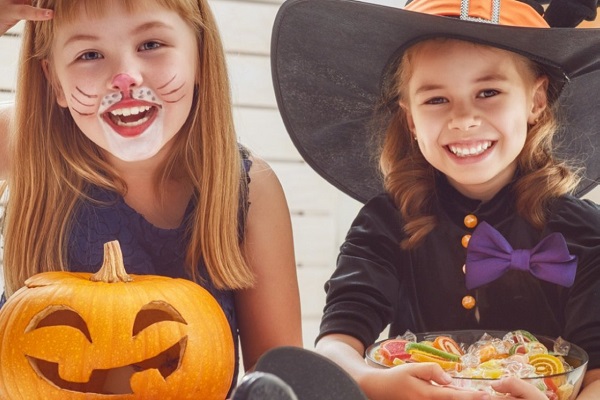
<box><xmin>514</xmin><ymin>330</ymin><xmax>539</xmax><ymax>342</ymax></box>
<box><xmin>405</xmin><ymin>342</ymin><xmax>461</xmax><ymax>361</ymax></box>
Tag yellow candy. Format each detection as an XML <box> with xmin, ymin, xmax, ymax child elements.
<box><xmin>409</xmin><ymin>349</ymin><xmax>460</xmax><ymax>371</ymax></box>
<box><xmin>479</xmin><ymin>359</ymin><xmax>502</xmax><ymax>369</ymax></box>
<box><xmin>476</xmin><ymin>359</ymin><xmax>504</xmax><ymax>379</ymax></box>
<box><xmin>481</xmin><ymin>368</ymin><xmax>503</xmax><ymax>379</ymax></box>
<box><xmin>529</xmin><ymin>354</ymin><xmax>565</xmax><ymax>376</ymax></box>
<box><xmin>557</xmin><ymin>384</ymin><xmax>574</xmax><ymax>400</ymax></box>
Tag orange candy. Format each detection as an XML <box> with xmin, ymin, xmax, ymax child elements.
<box><xmin>529</xmin><ymin>354</ymin><xmax>565</xmax><ymax>376</ymax></box>
<box><xmin>433</xmin><ymin>336</ymin><xmax>464</xmax><ymax>356</ymax></box>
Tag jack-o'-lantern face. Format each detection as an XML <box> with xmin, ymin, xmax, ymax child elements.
<box><xmin>0</xmin><ymin>241</ymin><xmax>234</xmax><ymax>400</ymax></box>
<box><xmin>25</xmin><ymin>302</ymin><xmax>188</xmax><ymax>394</ymax></box>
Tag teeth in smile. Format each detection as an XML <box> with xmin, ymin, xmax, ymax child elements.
<box><xmin>449</xmin><ymin>141</ymin><xmax>492</xmax><ymax>157</ymax></box>
<box><xmin>110</xmin><ymin>105</ymin><xmax>151</xmax><ymax>117</ymax></box>
<box><xmin>109</xmin><ymin>106</ymin><xmax>152</xmax><ymax>127</ymax></box>
<box><xmin>114</xmin><ymin>115</ymin><xmax>150</xmax><ymax>127</ymax></box>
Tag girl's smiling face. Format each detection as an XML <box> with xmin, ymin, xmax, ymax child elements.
<box><xmin>401</xmin><ymin>40</ymin><xmax>548</xmax><ymax>201</ymax></box>
<box><xmin>46</xmin><ymin>0</ymin><xmax>198</xmax><ymax>163</ymax></box>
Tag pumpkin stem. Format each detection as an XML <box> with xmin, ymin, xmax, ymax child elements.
<box><xmin>90</xmin><ymin>240</ymin><xmax>133</xmax><ymax>283</ymax></box>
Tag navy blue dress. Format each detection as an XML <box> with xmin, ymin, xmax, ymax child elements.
<box><xmin>1</xmin><ymin>152</ymin><xmax>252</xmax><ymax>387</ymax></box>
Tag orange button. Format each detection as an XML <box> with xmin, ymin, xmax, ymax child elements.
<box><xmin>461</xmin><ymin>234</ymin><xmax>471</xmax><ymax>248</ymax></box>
<box><xmin>462</xmin><ymin>295</ymin><xmax>476</xmax><ymax>310</ymax></box>
<box><xmin>464</xmin><ymin>214</ymin><xmax>478</xmax><ymax>228</ymax></box>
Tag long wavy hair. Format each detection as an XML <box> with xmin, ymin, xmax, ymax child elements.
<box><xmin>2</xmin><ymin>0</ymin><xmax>254</xmax><ymax>297</ymax></box>
<box><xmin>378</xmin><ymin>38</ymin><xmax>581</xmax><ymax>249</ymax></box>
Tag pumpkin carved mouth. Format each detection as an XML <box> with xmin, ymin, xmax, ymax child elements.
<box><xmin>27</xmin><ymin>336</ymin><xmax>187</xmax><ymax>395</ymax></box>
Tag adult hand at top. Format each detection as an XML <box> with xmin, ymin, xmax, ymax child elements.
<box><xmin>1</xmin><ymin>0</ymin><xmax>52</xmax><ymax>35</ymax></box>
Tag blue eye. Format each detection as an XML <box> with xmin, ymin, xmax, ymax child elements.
<box><xmin>139</xmin><ymin>41</ymin><xmax>162</xmax><ymax>51</ymax></box>
<box><xmin>479</xmin><ymin>89</ymin><xmax>499</xmax><ymax>98</ymax></box>
<box><xmin>79</xmin><ymin>51</ymin><xmax>103</xmax><ymax>61</ymax></box>
<box><xmin>425</xmin><ymin>97</ymin><xmax>447</xmax><ymax>105</ymax></box>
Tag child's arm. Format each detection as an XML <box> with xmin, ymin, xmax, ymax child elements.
<box><xmin>576</xmin><ymin>369</ymin><xmax>600</xmax><ymax>399</ymax></box>
<box><xmin>316</xmin><ymin>333</ymin><xmax>490</xmax><ymax>400</ymax></box>
<box><xmin>234</xmin><ymin>156</ymin><xmax>302</xmax><ymax>371</ymax></box>
<box><xmin>1</xmin><ymin>2</ymin><xmax>52</xmax><ymax>177</ymax></box>
<box><xmin>0</xmin><ymin>104</ymin><xmax>11</xmax><ymax>178</ymax></box>
<box><xmin>1</xmin><ymin>1</ymin><xmax>52</xmax><ymax>35</ymax></box>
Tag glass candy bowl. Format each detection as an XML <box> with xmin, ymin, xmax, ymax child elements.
<box><xmin>365</xmin><ymin>330</ymin><xmax>588</xmax><ymax>400</ymax></box>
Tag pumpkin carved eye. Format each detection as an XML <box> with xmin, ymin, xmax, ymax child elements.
<box><xmin>133</xmin><ymin>301</ymin><xmax>187</xmax><ymax>337</ymax></box>
<box><xmin>26</xmin><ymin>305</ymin><xmax>92</xmax><ymax>343</ymax></box>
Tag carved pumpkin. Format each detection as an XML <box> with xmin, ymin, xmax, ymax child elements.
<box><xmin>0</xmin><ymin>241</ymin><xmax>234</xmax><ymax>399</ymax></box>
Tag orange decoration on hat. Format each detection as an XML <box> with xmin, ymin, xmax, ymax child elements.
<box><xmin>405</xmin><ymin>0</ymin><xmax>549</xmax><ymax>28</ymax></box>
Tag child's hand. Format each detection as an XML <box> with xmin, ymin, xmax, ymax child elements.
<box><xmin>364</xmin><ymin>362</ymin><xmax>492</xmax><ymax>400</ymax></box>
<box><xmin>490</xmin><ymin>377</ymin><xmax>549</xmax><ymax>399</ymax></box>
<box><xmin>1</xmin><ymin>0</ymin><xmax>52</xmax><ymax>35</ymax></box>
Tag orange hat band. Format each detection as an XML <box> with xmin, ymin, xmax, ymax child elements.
<box><xmin>405</xmin><ymin>0</ymin><xmax>549</xmax><ymax>28</ymax></box>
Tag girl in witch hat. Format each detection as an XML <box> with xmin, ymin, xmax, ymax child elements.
<box><xmin>272</xmin><ymin>0</ymin><xmax>600</xmax><ymax>398</ymax></box>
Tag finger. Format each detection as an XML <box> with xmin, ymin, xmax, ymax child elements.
<box><xmin>428</xmin><ymin>385</ymin><xmax>492</xmax><ymax>400</ymax></box>
<box><xmin>6</xmin><ymin>4</ymin><xmax>53</xmax><ymax>22</ymax></box>
<box><xmin>405</xmin><ymin>362</ymin><xmax>453</xmax><ymax>385</ymax></box>
<box><xmin>407</xmin><ymin>364</ymin><xmax>493</xmax><ymax>400</ymax></box>
<box><xmin>491</xmin><ymin>377</ymin><xmax>546</xmax><ymax>399</ymax></box>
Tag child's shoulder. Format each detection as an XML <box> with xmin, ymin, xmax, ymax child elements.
<box><xmin>551</xmin><ymin>194</ymin><xmax>600</xmax><ymax>216</ymax></box>
<box><xmin>352</xmin><ymin>193</ymin><xmax>403</xmax><ymax>230</ymax></box>
<box><xmin>546</xmin><ymin>194</ymin><xmax>600</xmax><ymax>237</ymax></box>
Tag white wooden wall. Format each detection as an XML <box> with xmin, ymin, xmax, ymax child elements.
<box><xmin>1</xmin><ymin>0</ymin><xmax>599</xmax><ymax>350</ymax></box>
<box><xmin>212</xmin><ymin>0</ymin><xmax>364</xmax><ymax>346</ymax></box>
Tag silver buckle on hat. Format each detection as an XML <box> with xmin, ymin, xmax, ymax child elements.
<box><xmin>460</xmin><ymin>0</ymin><xmax>500</xmax><ymax>24</ymax></box>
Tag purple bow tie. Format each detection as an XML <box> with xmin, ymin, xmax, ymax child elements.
<box><xmin>465</xmin><ymin>222</ymin><xmax>577</xmax><ymax>290</ymax></box>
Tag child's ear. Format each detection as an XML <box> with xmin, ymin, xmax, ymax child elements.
<box><xmin>41</xmin><ymin>59</ymin><xmax>68</xmax><ymax>108</ymax></box>
<box><xmin>399</xmin><ymin>100</ymin><xmax>416</xmax><ymax>133</ymax></box>
<box><xmin>528</xmin><ymin>76</ymin><xmax>549</xmax><ymax>125</ymax></box>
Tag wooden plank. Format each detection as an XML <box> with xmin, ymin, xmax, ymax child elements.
<box><xmin>0</xmin><ymin>36</ymin><xmax>20</xmax><ymax>94</ymax></box>
<box><xmin>211</xmin><ymin>0</ymin><xmax>278</xmax><ymax>55</ymax></box>
<box><xmin>235</xmin><ymin>107</ymin><xmax>302</xmax><ymax>161</ymax></box>
<box><xmin>269</xmin><ymin>161</ymin><xmax>338</xmax><ymax>213</ymax></box>
<box><xmin>227</xmin><ymin>54</ymin><xmax>275</xmax><ymax>108</ymax></box>
<box><xmin>291</xmin><ymin>214</ymin><xmax>338</xmax><ymax>268</ymax></box>
<box><xmin>297</xmin><ymin>266</ymin><xmax>334</xmax><ymax>318</ymax></box>
<box><xmin>301</xmin><ymin>316</ymin><xmax>322</xmax><ymax>348</ymax></box>
<box><xmin>0</xmin><ymin>92</ymin><xmax>15</xmax><ymax>104</ymax></box>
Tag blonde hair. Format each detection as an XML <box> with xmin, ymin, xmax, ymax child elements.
<box><xmin>2</xmin><ymin>0</ymin><xmax>254</xmax><ymax>297</ymax></box>
<box><xmin>378</xmin><ymin>38</ymin><xmax>581</xmax><ymax>249</ymax></box>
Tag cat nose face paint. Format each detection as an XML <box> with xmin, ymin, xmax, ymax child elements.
<box><xmin>97</xmin><ymin>85</ymin><xmax>166</xmax><ymax>162</ymax></box>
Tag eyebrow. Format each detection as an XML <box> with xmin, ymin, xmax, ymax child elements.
<box><xmin>414</xmin><ymin>73</ymin><xmax>509</xmax><ymax>95</ymax></box>
<box><xmin>63</xmin><ymin>21</ymin><xmax>174</xmax><ymax>47</ymax></box>
<box><xmin>131</xmin><ymin>21</ymin><xmax>174</xmax><ymax>36</ymax></box>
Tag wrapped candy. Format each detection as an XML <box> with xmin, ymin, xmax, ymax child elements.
<box><xmin>367</xmin><ymin>330</ymin><xmax>586</xmax><ymax>400</ymax></box>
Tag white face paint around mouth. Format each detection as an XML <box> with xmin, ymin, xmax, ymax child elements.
<box><xmin>448</xmin><ymin>141</ymin><xmax>493</xmax><ymax>157</ymax></box>
<box><xmin>97</xmin><ymin>87</ymin><xmax>166</xmax><ymax>162</ymax></box>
